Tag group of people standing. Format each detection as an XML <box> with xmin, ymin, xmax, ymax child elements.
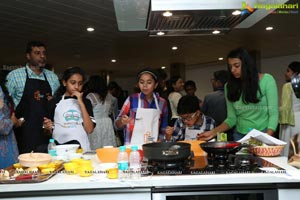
<box><xmin>0</xmin><ymin>41</ymin><xmax>120</xmax><ymax>168</ymax></box>
<box><xmin>1</xmin><ymin>41</ymin><xmax>299</xmax><ymax>169</ymax></box>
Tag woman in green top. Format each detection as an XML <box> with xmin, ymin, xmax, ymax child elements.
<box><xmin>199</xmin><ymin>48</ymin><xmax>279</xmax><ymax>141</ymax></box>
<box><xmin>279</xmin><ymin>62</ymin><xmax>300</xmax><ymax>157</ymax></box>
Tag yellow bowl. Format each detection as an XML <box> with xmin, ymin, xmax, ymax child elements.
<box><xmin>70</xmin><ymin>158</ymin><xmax>84</xmax><ymax>165</ymax></box>
<box><xmin>107</xmin><ymin>168</ymin><xmax>118</xmax><ymax>179</ymax></box>
<box><xmin>78</xmin><ymin>166</ymin><xmax>94</xmax><ymax>177</ymax></box>
<box><xmin>250</xmin><ymin>145</ymin><xmax>285</xmax><ymax>157</ymax></box>
<box><xmin>63</xmin><ymin>162</ymin><xmax>79</xmax><ymax>175</ymax></box>
<box><xmin>80</xmin><ymin>159</ymin><xmax>92</xmax><ymax>166</ymax></box>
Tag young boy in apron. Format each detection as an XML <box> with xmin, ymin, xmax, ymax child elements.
<box><xmin>115</xmin><ymin>68</ymin><xmax>168</xmax><ymax>146</ymax></box>
<box><xmin>165</xmin><ymin>95</ymin><xmax>215</xmax><ymax>141</ymax></box>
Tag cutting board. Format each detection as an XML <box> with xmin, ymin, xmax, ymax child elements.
<box><xmin>178</xmin><ymin>140</ymin><xmax>207</xmax><ymax>156</ymax></box>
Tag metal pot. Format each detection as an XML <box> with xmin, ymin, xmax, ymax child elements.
<box><xmin>142</xmin><ymin>142</ymin><xmax>191</xmax><ymax>161</ymax></box>
<box><xmin>291</xmin><ymin>73</ymin><xmax>300</xmax><ymax>98</ymax></box>
<box><xmin>200</xmin><ymin>141</ymin><xmax>245</xmax><ymax>155</ymax></box>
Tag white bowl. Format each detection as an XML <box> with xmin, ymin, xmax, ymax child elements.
<box><xmin>56</xmin><ymin>144</ymin><xmax>80</xmax><ymax>155</ymax></box>
<box><xmin>68</xmin><ymin>153</ymin><xmax>82</xmax><ymax>160</ymax></box>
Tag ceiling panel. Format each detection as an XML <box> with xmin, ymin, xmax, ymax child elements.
<box><xmin>0</xmin><ymin>0</ymin><xmax>299</xmax><ymax>78</ymax></box>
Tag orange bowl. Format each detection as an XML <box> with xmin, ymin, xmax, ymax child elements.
<box><xmin>96</xmin><ymin>147</ymin><xmax>131</xmax><ymax>163</ymax></box>
<box><xmin>250</xmin><ymin>145</ymin><xmax>285</xmax><ymax>157</ymax></box>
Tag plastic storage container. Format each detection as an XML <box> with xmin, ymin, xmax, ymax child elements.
<box><xmin>117</xmin><ymin>146</ymin><xmax>129</xmax><ymax>180</ymax></box>
<box><xmin>48</xmin><ymin>139</ymin><xmax>57</xmax><ymax>156</ymax></box>
<box><xmin>129</xmin><ymin>145</ymin><xmax>141</xmax><ymax>179</ymax></box>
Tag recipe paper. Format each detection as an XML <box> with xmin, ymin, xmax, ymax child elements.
<box><xmin>238</xmin><ymin>129</ymin><xmax>287</xmax><ymax>145</ymax></box>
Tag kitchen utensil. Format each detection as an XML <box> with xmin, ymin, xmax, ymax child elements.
<box><xmin>290</xmin><ymin>138</ymin><xmax>297</xmax><ymax>155</ymax></box>
<box><xmin>291</xmin><ymin>73</ymin><xmax>300</xmax><ymax>98</ymax></box>
<box><xmin>142</xmin><ymin>142</ymin><xmax>191</xmax><ymax>161</ymax></box>
<box><xmin>200</xmin><ymin>141</ymin><xmax>246</xmax><ymax>154</ymax></box>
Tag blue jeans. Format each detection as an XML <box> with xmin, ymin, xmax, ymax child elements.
<box><xmin>233</xmin><ymin>131</ymin><xmax>246</xmax><ymax>141</ymax></box>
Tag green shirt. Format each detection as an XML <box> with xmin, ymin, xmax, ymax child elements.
<box><xmin>224</xmin><ymin>73</ymin><xmax>279</xmax><ymax>134</ymax></box>
<box><xmin>279</xmin><ymin>82</ymin><xmax>295</xmax><ymax>125</ymax></box>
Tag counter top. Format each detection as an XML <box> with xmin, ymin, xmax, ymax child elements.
<box><xmin>1</xmin><ymin>156</ymin><xmax>300</xmax><ymax>193</ymax></box>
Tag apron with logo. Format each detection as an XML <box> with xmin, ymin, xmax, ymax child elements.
<box><xmin>15</xmin><ymin>68</ymin><xmax>52</xmax><ymax>153</ymax></box>
<box><xmin>185</xmin><ymin>127</ymin><xmax>205</xmax><ymax>140</ymax></box>
<box><xmin>184</xmin><ymin>116</ymin><xmax>207</xmax><ymax>140</ymax></box>
<box><xmin>52</xmin><ymin>96</ymin><xmax>91</xmax><ymax>151</ymax></box>
<box><xmin>130</xmin><ymin>94</ymin><xmax>161</xmax><ymax>145</ymax></box>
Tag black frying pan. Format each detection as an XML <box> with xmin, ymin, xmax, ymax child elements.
<box><xmin>200</xmin><ymin>141</ymin><xmax>245</xmax><ymax>154</ymax></box>
<box><xmin>142</xmin><ymin>142</ymin><xmax>191</xmax><ymax>161</ymax></box>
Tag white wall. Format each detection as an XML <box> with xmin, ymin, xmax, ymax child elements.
<box><xmin>186</xmin><ymin>54</ymin><xmax>300</xmax><ymax>100</ymax></box>
<box><xmin>114</xmin><ymin>53</ymin><xmax>300</xmax><ymax>99</ymax></box>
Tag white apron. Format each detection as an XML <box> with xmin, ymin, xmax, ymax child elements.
<box><xmin>130</xmin><ymin>94</ymin><xmax>161</xmax><ymax>145</ymax></box>
<box><xmin>185</xmin><ymin>116</ymin><xmax>207</xmax><ymax>140</ymax></box>
<box><xmin>53</xmin><ymin>96</ymin><xmax>91</xmax><ymax>151</ymax></box>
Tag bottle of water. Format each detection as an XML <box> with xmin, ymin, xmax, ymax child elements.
<box><xmin>129</xmin><ymin>145</ymin><xmax>141</xmax><ymax>179</ymax></box>
<box><xmin>48</xmin><ymin>139</ymin><xmax>57</xmax><ymax>157</ymax></box>
<box><xmin>118</xmin><ymin>146</ymin><xmax>128</xmax><ymax>181</ymax></box>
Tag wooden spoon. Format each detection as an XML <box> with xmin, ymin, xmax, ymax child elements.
<box><xmin>290</xmin><ymin>138</ymin><xmax>297</xmax><ymax>155</ymax></box>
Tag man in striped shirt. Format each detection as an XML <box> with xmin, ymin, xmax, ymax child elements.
<box><xmin>6</xmin><ymin>41</ymin><xmax>60</xmax><ymax>153</ymax></box>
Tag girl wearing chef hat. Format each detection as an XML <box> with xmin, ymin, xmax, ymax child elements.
<box><xmin>115</xmin><ymin>68</ymin><xmax>168</xmax><ymax>145</ymax></box>
<box><xmin>43</xmin><ymin>67</ymin><xmax>95</xmax><ymax>152</ymax></box>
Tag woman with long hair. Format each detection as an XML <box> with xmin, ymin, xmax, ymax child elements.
<box><xmin>84</xmin><ymin>75</ymin><xmax>116</xmax><ymax>149</ymax></box>
<box><xmin>167</xmin><ymin>75</ymin><xmax>185</xmax><ymax>125</ymax></box>
<box><xmin>279</xmin><ymin>61</ymin><xmax>300</xmax><ymax>156</ymax></box>
<box><xmin>199</xmin><ymin>48</ymin><xmax>279</xmax><ymax>141</ymax></box>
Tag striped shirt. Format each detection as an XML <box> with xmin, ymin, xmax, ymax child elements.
<box><xmin>170</xmin><ymin>114</ymin><xmax>215</xmax><ymax>141</ymax></box>
<box><xmin>116</xmin><ymin>92</ymin><xmax>168</xmax><ymax>144</ymax></box>
<box><xmin>5</xmin><ymin>64</ymin><xmax>60</xmax><ymax>107</ymax></box>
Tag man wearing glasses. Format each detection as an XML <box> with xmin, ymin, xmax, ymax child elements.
<box><xmin>165</xmin><ymin>95</ymin><xmax>215</xmax><ymax>141</ymax></box>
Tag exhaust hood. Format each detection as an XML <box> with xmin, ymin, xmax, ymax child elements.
<box><xmin>113</xmin><ymin>0</ymin><xmax>288</xmax><ymax>36</ymax></box>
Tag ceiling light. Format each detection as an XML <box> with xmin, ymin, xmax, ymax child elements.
<box><xmin>218</xmin><ymin>57</ymin><xmax>224</xmax><ymax>61</ymax></box>
<box><xmin>161</xmin><ymin>66</ymin><xmax>166</xmax><ymax>69</ymax></box>
<box><xmin>157</xmin><ymin>31</ymin><xmax>165</xmax><ymax>36</ymax></box>
<box><xmin>212</xmin><ymin>30</ymin><xmax>220</xmax><ymax>34</ymax></box>
<box><xmin>232</xmin><ymin>10</ymin><xmax>241</xmax><ymax>15</ymax></box>
<box><xmin>111</xmin><ymin>59</ymin><xmax>116</xmax><ymax>63</ymax></box>
<box><xmin>162</xmin><ymin>11</ymin><xmax>173</xmax><ymax>17</ymax></box>
<box><xmin>266</xmin><ymin>26</ymin><xmax>273</xmax><ymax>31</ymax></box>
<box><xmin>87</xmin><ymin>27</ymin><xmax>95</xmax><ymax>32</ymax></box>
<box><xmin>171</xmin><ymin>46</ymin><xmax>178</xmax><ymax>50</ymax></box>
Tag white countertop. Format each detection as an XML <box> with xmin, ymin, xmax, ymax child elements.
<box><xmin>1</xmin><ymin>156</ymin><xmax>300</xmax><ymax>193</ymax></box>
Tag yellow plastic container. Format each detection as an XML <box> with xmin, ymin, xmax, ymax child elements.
<box><xmin>80</xmin><ymin>159</ymin><xmax>92</xmax><ymax>166</ymax></box>
<box><xmin>70</xmin><ymin>158</ymin><xmax>84</xmax><ymax>165</ymax></box>
<box><xmin>107</xmin><ymin>168</ymin><xmax>118</xmax><ymax>179</ymax></box>
<box><xmin>63</xmin><ymin>162</ymin><xmax>79</xmax><ymax>175</ymax></box>
<box><xmin>78</xmin><ymin>165</ymin><xmax>93</xmax><ymax>177</ymax></box>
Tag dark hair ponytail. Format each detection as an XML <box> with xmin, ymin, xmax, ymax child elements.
<box><xmin>54</xmin><ymin>66</ymin><xmax>85</xmax><ymax>98</ymax></box>
<box><xmin>226</xmin><ymin>48</ymin><xmax>261</xmax><ymax>103</ymax></box>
